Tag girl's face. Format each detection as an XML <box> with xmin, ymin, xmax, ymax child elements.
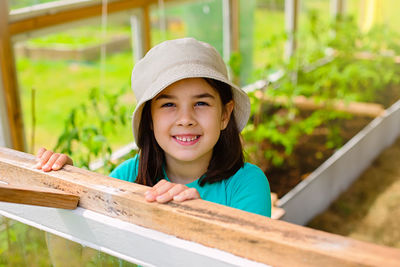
<box><xmin>150</xmin><ymin>78</ymin><xmax>233</xmax><ymax>167</ymax></box>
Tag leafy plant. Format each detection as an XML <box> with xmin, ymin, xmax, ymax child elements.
<box><xmin>243</xmin><ymin>12</ymin><xmax>400</xmax><ymax>169</ymax></box>
<box><xmin>53</xmin><ymin>87</ymin><xmax>133</xmax><ymax>173</ymax></box>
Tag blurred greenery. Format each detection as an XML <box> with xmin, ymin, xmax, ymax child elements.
<box><xmin>243</xmin><ymin>12</ymin><xmax>400</xmax><ymax>169</ymax></box>
<box><xmin>26</xmin><ymin>26</ymin><xmax>131</xmax><ymax>49</ymax></box>
<box><xmin>0</xmin><ymin>217</ymin><xmax>138</xmax><ymax>266</ymax></box>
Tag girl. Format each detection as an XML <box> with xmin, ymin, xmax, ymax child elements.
<box><xmin>35</xmin><ymin>38</ymin><xmax>271</xmax><ymax>217</ymax></box>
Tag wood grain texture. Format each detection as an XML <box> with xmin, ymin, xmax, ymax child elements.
<box><xmin>1</xmin><ymin>147</ymin><xmax>399</xmax><ymax>266</ymax></box>
<box><xmin>0</xmin><ymin>183</ymin><xmax>79</xmax><ymax>209</ymax></box>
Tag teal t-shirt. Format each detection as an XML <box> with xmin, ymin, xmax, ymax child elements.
<box><xmin>109</xmin><ymin>154</ymin><xmax>271</xmax><ymax>217</ymax></box>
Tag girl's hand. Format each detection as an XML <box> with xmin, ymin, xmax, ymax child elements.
<box><xmin>34</xmin><ymin>147</ymin><xmax>73</xmax><ymax>172</ymax></box>
<box><xmin>144</xmin><ymin>179</ymin><xmax>200</xmax><ymax>203</ymax></box>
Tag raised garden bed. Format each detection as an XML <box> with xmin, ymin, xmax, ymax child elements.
<box><xmin>15</xmin><ymin>35</ymin><xmax>131</xmax><ymax>61</ymax></box>
<box><xmin>307</xmin><ymin>135</ymin><xmax>400</xmax><ymax>249</ymax></box>
<box><xmin>276</xmin><ymin>96</ymin><xmax>400</xmax><ymax>225</ymax></box>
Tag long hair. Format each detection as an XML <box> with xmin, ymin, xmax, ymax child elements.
<box><xmin>135</xmin><ymin>78</ymin><xmax>244</xmax><ymax>186</ymax></box>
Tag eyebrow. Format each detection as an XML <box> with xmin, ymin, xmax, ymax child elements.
<box><xmin>154</xmin><ymin>93</ymin><xmax>215</xmax><ymax>101</ymax></box>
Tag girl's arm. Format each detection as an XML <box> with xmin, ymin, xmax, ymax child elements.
<box><xmin>144</xmin><ymin>179</ymin><xmax>200</xmax><ymax>203</ymax></box>
<box><xmin>34</xmin><ymin>147</ymin><xmax>73</xmax><ymax>172</ymax></box>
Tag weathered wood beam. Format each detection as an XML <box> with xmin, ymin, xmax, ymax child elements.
<box><xmin>0</xmin><ymin>1</ymin><xmax>25</xmax><ymax>151</ymax></box>
<box><xmin>0</xmin><ymin>183</ymin><xmax>79</xmax><ymax>209</ymax></box>
<box><xmin>1</xmin><ymin>147</ymin><xmax>399</xmax><ymax>266</ymax></box>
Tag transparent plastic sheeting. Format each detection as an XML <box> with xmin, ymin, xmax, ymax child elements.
<box><xmin>0</xmin><ymin>215</ymin><xmax>137</xmax><ymax>266</ymax></box>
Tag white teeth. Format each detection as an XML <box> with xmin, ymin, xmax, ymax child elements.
<box><xmin>176</xmin><ymin>136</ymin><xmax>198</xmax><ymax>142</ymax></box>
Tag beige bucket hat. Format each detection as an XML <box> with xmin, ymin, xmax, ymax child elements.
<box><xmin>131</xmin><ymin>37</ymin><xmax>250</xmax><ymax>144</ymax></box>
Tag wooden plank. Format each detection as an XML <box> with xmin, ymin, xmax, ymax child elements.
<box><xmin>9</xmin><ymin>0</ymin><xmax>156</xmax><ymax>35</ymax></box>
<box><xmin>142</xmin><ymin>4</ymin><xmax>151</xmax><ymax>53</ymax></box>
<box><xmin>255</xmin><ymin>91</ymin><xmax>386</xmax><ymax>118</ymax></box>
<box><xmin>0</xmin><ymin>1</ymin><xmax>25</xmax><ymax>151</ymax></box>
<box><xmin>0</xmin><ymin>183</ymin><xmax>79</xmax><ymax>209</ymax></box>
<box><xmin>1</xmin><ymin>147</ymin><xmax>400</xmax><ymax>266</ymax></box>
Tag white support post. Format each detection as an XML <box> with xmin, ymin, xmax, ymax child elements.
<box><xmin>331</xmin><ymin>0</ymin><xmax>346</xmax><ymax>18</ymax></box>
<box><xmin>222</xmin><ymin>0</ymin><xmax>232</xmax><ymax>63</ymax></box>
<box><xmin>130</xmin><ymin>6</ymin><xmax>151</xmax><ymax>64</ymax></box>
<box><xmin>130</xmin><ymin>12</ymin><xmax>144</xmax><ymax>64</ymax></box>
<box><xmin>222</xmin><ymin>0</ymin><xmax>239</xmax><ymax>82</ymax></box>
<box><xmin>284</xmin><ymin>0</ymin><xmax>299</xmax><ymax>60</ymax></box>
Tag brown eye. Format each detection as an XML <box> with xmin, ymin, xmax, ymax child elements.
<box><xmin>162</xmin><ymin>103</ymin><xmax>175</xmax><ymax>107</ymax></box>
<box><xmin>195</xmin><ymin>102</ymin><xmax>209</xmax><ymax>106</ymax></box>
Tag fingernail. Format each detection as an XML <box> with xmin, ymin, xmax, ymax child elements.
<box><xmin>173</xmin><ymin>195</ymin><xmax>183</xmax><ymax>201</ymax></box>
<box><xmin>145</xmin><ymin>194</ymin><xmax>152</xmax><ymax>201</ymax></box>
<box><xmin>156</xmin><ymin>195</ymin><xmax>165</xmax><ymax>201</ymax></box>
<box><xmin>53</xmin><ymin>164</ymin><xmax>60</xmax><ymax>169</ymax></box>
<box><xmin>144</xmin><ymin>190</ymin><xmax>150</xmax><ymax>195</ymax></box>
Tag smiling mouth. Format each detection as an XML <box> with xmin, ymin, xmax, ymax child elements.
<box><xmin>174</xmin><ymin>135</ymin><xmax>200</xmax><ymax>142</ymax></box>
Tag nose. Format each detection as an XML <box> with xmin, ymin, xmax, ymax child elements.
<box><xmin>176</xmin><ymin>106</ymin><xmax>196</xmax><ymax>127</ymax></box>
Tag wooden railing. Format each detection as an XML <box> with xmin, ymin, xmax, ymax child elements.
<box><xmin>1</xmin><ymin>147</ymin><xmax>399</xmax><ymax>266</ymax></box>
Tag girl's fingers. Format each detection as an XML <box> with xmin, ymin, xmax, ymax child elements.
<box><xmin>145</xmin><ymin>180</ymin><xmax>173</xmax><ymax>202</ymax></box>
<box><xmin>151</xmin><ymin>179</ymin><xmax>168</xmax><ymax>191</ymax></box>
<box><xmin>42</xmin><ymin>153</ymin><xmax>60</xmax><ymax>172</ymax></box>
<box><xmin>34</xmin><ymin>150</ymin><xmax>53</xmax><ymax>169</ymax></box>
<box><xmin>173</xmin><ymin>188</ymin><xmax>200</xmax><ymax>202</ymax></box>
<box><xmin>155</xmin><ymin>184</ymin><xmax>187</xmax><ymax>203</ymax></box>
<box><xmin>52</xmin><ymin>154</ymin><xmax>73</xmax><ymax>170</ymax></box>
<box><xmin>36</xmin><ymin>147</ymin><xmax>47</xmax><ymax>159</ymax></box>
<box><xmin>144</xmin><ymin>180</ymin><xmax>201</xmax><ymax>203</ymax></box>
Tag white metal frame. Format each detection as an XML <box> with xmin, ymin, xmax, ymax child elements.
<box><xmin>279</xmin><ymin>99</ymin><xmax>400</xmax><ymax>225</ymax></box>
<box><xmin>0</xmin><ymin>202</ymin><xmax>268</xmax><ymax>267</ymax></box>
<box><xmin>222</xmin><ymin>0</ymin><xmax>233</xmax><ymax>63</ymax></box>
<box><xmin>284</xmin><ymin>0</ymin><xmax>298</xmax><ymax>59</ymax></box>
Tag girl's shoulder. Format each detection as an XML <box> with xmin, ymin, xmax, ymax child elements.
<box><xmin>226</xmin><ymin>162</ymin><xmax>269</xmax><ymax>191</ymax></box>
<box><xmin>225</xmin><ymin>162</ymin><xmax>271</xmax><ymax>217</ymax></box>
<box><xmin>234</xmin><ymin>162</ymin><xmax>267</xmax><ymax>179</ymax></box>
<box><xmin>109</xmin><ymin>154</ymin><xmax>139</xmax><ymax>182</ymax></box>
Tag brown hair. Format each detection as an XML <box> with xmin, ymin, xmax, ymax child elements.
<box><xmin>135</xmin><ymin>78</ymin><xmax>244</xmax><ymax>186</ymax></box>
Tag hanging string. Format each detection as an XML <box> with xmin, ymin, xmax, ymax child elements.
<box><xmin>100</xmin><ymin>0</ymin><xmax>108</xmax><ymax>91</ymax></box>
<box><xmin>158</xmin><ymin>0</ymin><xmax>167</xmax><ymax>41</ymax></box>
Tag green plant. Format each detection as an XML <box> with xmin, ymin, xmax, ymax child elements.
<box><xmin>53</xmin><ymin>87</ymin><xmax>132</xmax><ymax>173</ymax></box>
<box><xmin>244</xmin><ymin>12</ymin><xmax>400</xmax><ymax>169</ymax></box>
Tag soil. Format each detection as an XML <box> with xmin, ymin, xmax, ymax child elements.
<box><xmin>260</xmin><ymin>116</ymin><xmax>372</xmax><ymax>198</ymax></box>
<box><xmin>307</xmin><ymin>136</ymin><xmax>400</xmax><ymax>249</ymax></box>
